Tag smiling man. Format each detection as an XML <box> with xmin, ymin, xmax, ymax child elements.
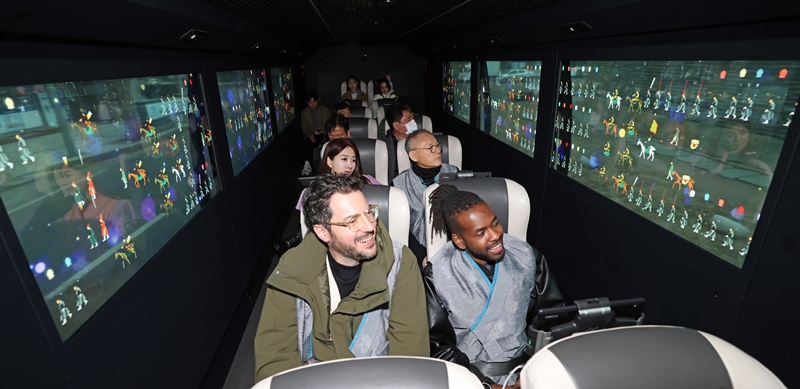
<box><xmin>254</xmin><ymin>174</ymin><xmax>429</xmax><ymax>382</ymax></box>
<box><xmin>423</xmin><ymin>184</ymin><xmax>564</xmax><ymax>389</ymax></box>
<box><xmin>393</xmin><ymin>130</ymin><xmax>458</xmax><ymax>258</ymax></box>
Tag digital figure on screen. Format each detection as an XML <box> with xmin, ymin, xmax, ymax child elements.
<box><xmin>705</xmin><ymin>221</ymin><xmax>718</xmax><ymax>241</ymax></box>
<box><xmin>617</xmin><ymin>147</ymin><xmax>633</xmax><ymax>170</ymax></box>
<box><xmin>56</xmin><ymin>299</ymin><xmax>72</xmax><ymax>326</ymax></box>
<box><xmin>99</xmin><ymin>214</ymin><xmax>109</xmax><ymax>242</ymax></box>
<box><xmin>708</xmin><ymin>96</ymin><xmax>719</xmax><ymax>118</ymax></box>
<box><xmin>691</xmin><ymin>94</ymin><xmax>702</xmax><ymax>116</ymax></box>
<box><xmin>680</xmin><ymin>210</ymin><xmax>689</xmax><ymax>228</ymax></box>
<box><xmin>86</xmin><ymin>224</ymin><xmax>98</xmax><ymax>250</ymax></box>
<box><xmin>642</xmin><ymin>194</ymin><xmax>653</xmax><ymax>212</ymax></box>
<box><xmin>74</xmin><ymin>286</ymin><xmax>88</xmax><ymax>311</ymax></box>
<box><xmin>693</xmin><ymin>214</ymin><xmax>704</xmax><ymax>233</ymax></box>
<box><xmin>71</xmin><ymin>182</ymin><xmax>85</xmax><ymax>211</ymax></box>
<box><xmin>657</xmin><ymin>199</ymin><xmax>665</xmax><ymax>217</ymax></box>
<box><xmin>676</xmin><ymin>92</ymin><xmax>687</xmax><ymax>113</ymax></box>
<box><xmin>722</xmin><ymin>228</ymin><xmax>735</xmax><ymax>251</ymax></box>
<box><xmin>160</xmin><ymin>193</ymin><xmax>174</xmax><ymax>216</ymax></box>
<box><xmin>666</xmin><ymin>205</ymin><xmax>677</xmax><ymax>223</ymax></box>
<box><xmin>128</xmin><ymin>161</ymin><xmax>148</xmax><ymax>188</ymax></box>
<box><xmin>140</xmin><ymin>118</ymin><xmax>156</xmax><ymax>143</ymax></box>
<box><xmin>762</xmin><ymin>99</ymin><xmax>776</xmax><ymax>124</ymax></box>
<box><xmin>741</xmin><ymin>97</ymin><xmax>754</xmax><ymax>121</ymax></box>
<box><xmin>120</xmin><ymin>168</ymin><xmax>128</xmax><ymax>189</ymax></box>
<box><xmin>725</xmin><ymin>96</ymin><xmax>738</xmax><ymax>119</ymax></box>
<box><xmin>86</xmin><ymin>172</ymin><xmax>97</xmax><ymax>208</ymax></box>
<box><xmin>0</xmin><ymin>143</ymin><xmax>13</xmax><ymax>171</ymax></box>
<box><xmin>740</xmin><ymin>237</ymin><xmax>752</xmax><ymax>256</ymax></box>
<box><xmin>16</xmin><ymin>134</ymin><xmax>35</xmax><ymax>164</ymax></box>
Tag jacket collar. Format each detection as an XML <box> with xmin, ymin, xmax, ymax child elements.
<box><xmin>268</xmin><ymin>220</ymin><xmax>395</xmax><ymax>301</ymax></box>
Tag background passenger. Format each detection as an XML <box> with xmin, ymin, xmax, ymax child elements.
<box><xmin>326</xmin><ymin>114</ymin><xmax>351</xmax><ymax>140</ymax></box>
<box><xmin>301</xmin><ymin>91</ymin><xmax>331</xmax><ymax>175</ymax></box>
<box><xmin>424</xmin><ymin>185</ymin><xmax>564</xmax><ymax>388</ymax></box>
<box><xmin>384</xmin><ymin>103</ymin><xmax>416</xmax><ymax>180</ymax></box>
<box><xmin>331</xmin><ymin>101</ymin><xmax>352</xmax><ymax>118</ymax></box>
<box><xmin>373</xmin><ymin>77</ymin><xmax>397</xmax><ymax>101</ymax></box>
<box><xmin>393</xmin><ymin>130</ymin><xmax>458</xmax><ymax>262</ymax></box>
<box><xmin>296</xmin><ymin>138</ymin><xmax>379</xmax><ymax>210</ymax></box>
<box><xmin>255</xmin><ymin>174</ymin><xmax>429</xmax><ymax>382</ymax></box>
<box><xmin>342</xmin><ymin>75</ymin><xmax>368</xmax><ymax>102</ymax></box>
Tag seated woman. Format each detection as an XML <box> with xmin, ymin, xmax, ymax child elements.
<box><xmin>342</xmin><ymin>75</ymin><xmax>368</xmax><ymax>103</ymax></box>
<box><xmin>372</xmin><ymin>77</ymin><xmax>397</xmax><ymax>101</ymax></box>
<box><xmin>295</xmin><ymin>138</ymin><xmax>380</xmax><ymax>210</ymax></box>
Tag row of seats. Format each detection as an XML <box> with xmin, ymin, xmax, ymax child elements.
<box><xmin>281</xmin><ymin>173</ymin><xmax>786</xmax><ymax>389</ymax></box>
<box><xmin>254</xmin><ymin>324</ymin><xmax>787</xmax><ymax>388</ymax></box>
<box><xmin>340</xmin><ymin>79</ymin><xmax>395</xmax><ymax>105</ymax></box>
<box><xmin>317</xmin><ymin>133</ymin><xmax>463</xmax><ymax>185</ymax></box>
<box><xmin>345</xmin><ymin>113</ymin><xmax>434</xmax><ymax>140</ymax></box>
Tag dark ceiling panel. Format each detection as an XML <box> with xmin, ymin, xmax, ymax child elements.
<box><xmin>202</xmin><ymin>0</ymin><xmax>561</xmax><ymax>46</ymax></box>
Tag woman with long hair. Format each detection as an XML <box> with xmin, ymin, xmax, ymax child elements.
<box><xmin>296</xmin><ymin>138</ymin><xmax>379</xmax><ymax>209</ymax></box>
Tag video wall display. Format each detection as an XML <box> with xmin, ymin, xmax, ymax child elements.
<box><xmin>270</xmin><ymin>67</ymin><xmax>294</xmax><ymax>133</ymax></box>
<box><xmin>0</xmin><ymin>73</ymin><xmax>220</xmax><ymax>340</ymax></box>
<box><xmin>443</xmin><ymin>61</ymin><xmax>471</xmax><ymax>124</ymax></box>
<box><xmin>216</xmin><ymin>69</ymin><xmax>273</xmax><ymax>176</ymax></box>
<box><xmin>479</xmin><ymin>61</ymin><xmax>542</xmax><ymax>157</ymax></box>
<box><xmin>551</xmin><ymin>60</ymin><xmax>799</xmax><ymax>268</ymax></box>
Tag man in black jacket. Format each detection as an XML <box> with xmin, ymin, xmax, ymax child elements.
<box><xmin>423</xmin><ymin>184</ymin><xmax>564</xmax><ymax>388</ymax></box>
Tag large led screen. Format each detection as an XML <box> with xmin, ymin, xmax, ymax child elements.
<box><xmin>552</xmin><ymin>60</ymin><xmax>798</xmax><ymax>268</ymax></box>
<box><xmin>270</xmin><ymin>67</ymin><xmax>294</xmax><ymax>133</ymax></box>
<box><xmin>217</xmin><ymin>69</ymin><xmax>273</xmax><ymax>176</ymax></box>
<box><xmin>479</xmin><ymin>61</ymin><xmax>542</xmax><ymax>157</ymax></box>
<box><xmin>443</xmin><ymin>61</ymin><xmax>471</xmax><ymax>124</ymax></box>
<box><xmin>0</xmin><ymin>73</ymin><xmax>220</xmax><ymax>340</ymax></box>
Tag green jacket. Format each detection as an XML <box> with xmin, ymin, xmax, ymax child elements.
<box><xmin>254</xmin><ymin>221</ymin><xmax>429</xmax><ymax>382</ymax></box>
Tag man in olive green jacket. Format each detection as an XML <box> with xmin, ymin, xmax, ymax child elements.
<box><xmin>254</xmin><ymin>174</ymin><xmax>429</xmax><ymax>383</ymax></box>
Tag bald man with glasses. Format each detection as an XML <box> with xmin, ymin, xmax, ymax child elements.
<box><xmin>393</xmin><ymin>130</ymin><xmax>459</xmax><ymax>262</ymax></box>
<box><xmin>254</xmin><ymin>174</ymin><xmax>429</xmax><ymax>383</ymax></box>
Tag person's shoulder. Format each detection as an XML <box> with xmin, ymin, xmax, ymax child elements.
<box><xmin>503</xmin><ymin>234</ymin><xmax>537</xmax><ymax>259</ymax></box>
<box><xmin>442</xmin><ymin>163</ymin><xmax>459</xmax><ymax>173</ymax></box>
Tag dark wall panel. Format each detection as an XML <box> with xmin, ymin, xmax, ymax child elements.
<box><xmin>0</xmin><ymin>231</ymin><xmax>67</xmax><ymax>388</ymax></box>
<box><xmin>66</xmin><ymin>199</ymin><xmax>241</xmax><ymax>389</ymax></box>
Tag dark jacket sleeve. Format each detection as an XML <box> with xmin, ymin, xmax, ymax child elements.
<box><xmin>422</xmin><ymin>262</ymin><xmax>494</xmax><ymax>385</ymax></box>
<box><xmin>526</xmin><ymin>249</ymin><xmax>566</xmax><ymax>324</ymax></box>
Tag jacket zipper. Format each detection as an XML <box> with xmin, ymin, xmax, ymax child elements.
<box><xmin>350</xmin><ymin>316</ymin><xmax>354</xmax><ymax>339</ymax></box>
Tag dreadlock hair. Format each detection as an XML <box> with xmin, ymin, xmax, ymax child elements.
<box><xmin>428</xmin><ymin>184</ymin><xmax>485</xmax><ymax>239</ymax></box>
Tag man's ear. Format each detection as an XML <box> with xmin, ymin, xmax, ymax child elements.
<box><xmin>313</xmin><ymin>224</ymin><xmax>331</xmax><ymax>243</ymax></box>
<box><xmin>408</xmin><ymin>149</ymin><xmax>419</xmax><ymax>162</ymax></box>
<box><xmin>451</xmin><ymin>233</ymin><xmax>466</xmax><ymax>250</ymax></box>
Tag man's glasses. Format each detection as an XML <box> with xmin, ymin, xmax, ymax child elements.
<box><xmin>411</xmin><ymin>143</ymin><xmax>442</xmax><ymax>153</ymax></box>
<box><xmin>328</xmin><ymin>204</ymin><xmax>379</xmax><ymax>232</ymax></box>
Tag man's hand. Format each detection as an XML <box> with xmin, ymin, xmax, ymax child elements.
<box><xmin>309</xmin><ymin>136</ymin><xmax>316</xmax><ymax>143</ymax></box>
<box><xmin>314</xmin><ymin>130</ymin><xmax>323</xmax><ymax>135</ymax></box>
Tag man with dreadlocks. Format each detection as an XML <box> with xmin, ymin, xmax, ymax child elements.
<box><xmin>254</xmin><ymin>174</ymin><xmax>429</xmax><ymax>382</ymax></box>
<box><xmin>424</xmin><ymin>184</ymin><xmax>564</xmax><ymax>388</ymax></box>
<box><xmin>393</xmin><ymin>129</ymin><xmax>458</xmax><ymax>262</ymax></box>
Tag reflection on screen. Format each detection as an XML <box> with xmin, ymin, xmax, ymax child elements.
<box><xmin>552</xmin><ymin>60</ymin><xmax>799</xmax><ymax>268</ymax></box>
<box><xmin>0</xmin><ymin>73</ymin><xmax>220</xmax><ymax>340</ymax></box>
<box><xmin>270</xmin><ymin>68</ymin><xmax>294</xmax><ymax>133</ymax></box>
<box><xmin>443</xmin><ymin>61</ymin><xmax>471</xmax><ymax>124</ymax></box>
<box><xmin>217</xmin><ymin>69</ymin><xmax>273</xmax><ymax>176</ymax></box>
<box><xmin>479</xmin><ymin>61</ymin><xmax>542</xmax><ymax>157</ymax></box>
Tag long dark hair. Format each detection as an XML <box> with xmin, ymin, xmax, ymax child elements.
<box><xmin>319</xmin><ymin>138</ymin><xmax>370</xmax><ymax>185</ymax></box>
<box><xmin>347</xmin><ymin>75</ymin><xmax>360</xmax><ymax>91</ymax></box>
